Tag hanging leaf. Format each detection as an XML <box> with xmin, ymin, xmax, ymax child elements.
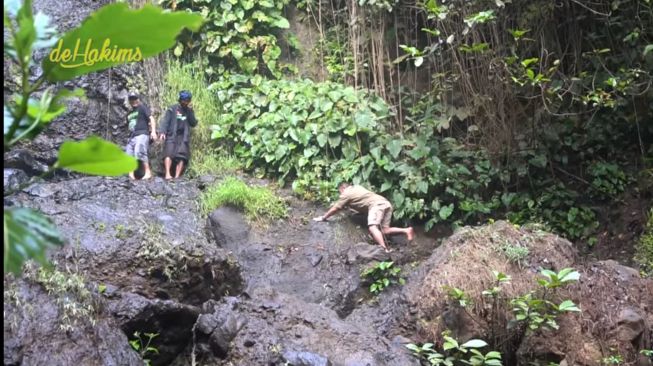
<box><xmin>4</xmin><ymin>207</ymin><xmax>63</xmax><ymax>274</ymax></box>
<box><xmin>42</xmin><ymin>3</ymin><xmax>204</xmax><ymax>81</ymax></box>
<box><xmin>56</xmin><ymin>136</ymin><xmax>137</xmax><ymax>176</ymax></box>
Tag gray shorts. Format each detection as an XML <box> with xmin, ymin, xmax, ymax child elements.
<box><xmin>125</xmin><ymin>134</ymin><xmax>150</xmax><ymax>162</ymax></box>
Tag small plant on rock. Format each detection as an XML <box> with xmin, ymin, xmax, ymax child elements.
<box><xmin>129</xmin><ymin>331</ymin><xmax>159</xmax><ymax>366</ymax></box>
<box><xmin>360</xmin><ymin>261</ymin><xmax>405</xmax><ymax>295</ymax></box>
<box><xmin>406</xmin><ymin>332</ymin><xmax>502</xmax><ymax>366</ymax></box>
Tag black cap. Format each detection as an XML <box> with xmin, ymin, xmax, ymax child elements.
<box><xmin>128</xmin><ymin>92</ymin><xmax>139</xmax><ymax>101</ymax></box>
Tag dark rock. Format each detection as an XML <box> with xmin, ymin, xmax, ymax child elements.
<box><xmin>109</xmin><ymin>292</ymin><xmax>200</xmax><ymax>365</ymax></box>
<box><xmin>282</xmin><ymin>350</ymin><xmax>332</xmax><ymax>366</ymax></box>
<box><xmin>346</xmin><ymin>242</ymin><xmax>390</xmax><ymax>264</ymax></box>
<box><xmin>207</xmin><ymin>206</ymin><xmax>250</xmax><ymax>248</ymax></box>
<box><xmin>307</xmin><ymin>253</ymin><xmax>323</xmax><ymax>267</ymax></box>
<box><xmin>4</xmin><ymin>277</ymin><xmax>141</xmax><ymax>366</ymax></box>
<box><xmin>4</xmin><ymin>168</ymin><xmax>29</xmax><ymax>192</ymax></box>
<box><xmin>616</xmin><ymin>308</ymin><xmax>645</xmax><ymax>342</ymax></box>
<box><xmin>3</xmin><ymin>149</ymin><xmax>49</xmax><ymax>176</ymax></box>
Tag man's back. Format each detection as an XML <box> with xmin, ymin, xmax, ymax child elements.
<box><xmin>333</xmin><ymin>185</ymin><xmax>390</xmax><ymax>213</ymax></box>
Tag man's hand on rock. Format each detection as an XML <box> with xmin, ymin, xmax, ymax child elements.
<box><xmin>313</xmin><ymin>215</ymin><xmax>326</xmax><ymax>222</ymax></box>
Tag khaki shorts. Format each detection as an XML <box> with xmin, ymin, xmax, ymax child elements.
<box><xmin>368</xmin><ymin>202</ymin><xmax>393</xmax><ymax>228</ymax></box>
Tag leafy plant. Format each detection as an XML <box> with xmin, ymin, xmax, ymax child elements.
<box><xmin>161</xmin><ymin>0</ymin><xmax>293</xmax><ymax>78</ymax></box>
<box><xmin>3</xmin><ymin>0</ymin><xmax>200</xmax><ymax>274</ymax></box>
<box><xmin>511</xmin><ymin>268</ymin><xmax>581</xmax><ymax>331</ymax></box>
<box><xmin>406</xmin><ymin>333</ymin><xmax>502</xmax><ymax>366</ymax></box>
<box><xmin>360</xmin><ymin>261</ymin><xmax>405</xmax><ymax>294</ymax></box>
<box><xmin>129</xmin><ymin>331</ymin><xmax>159</xmax><ymax>366</ymax></box>
<box><xmin>587</xmin><ymin>161</ymin><xmax>628</xmax><ymax>200</ymax></box>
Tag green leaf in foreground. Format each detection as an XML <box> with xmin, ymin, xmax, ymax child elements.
<box><xmin>42</xmin><ymin>3</ymin><xmax>204</xmax><ymax>81</ymax></box>
<box><xmin>56</xmin><ymin>136</ymin><xmax>137</xmax><ymax>176</ymax></box>
<box><xmin>4</xmin><ymin>207</ymin><xmax>63</xmax><ymax>274</ymax></box>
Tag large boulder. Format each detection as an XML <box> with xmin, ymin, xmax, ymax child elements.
<box><xmin>3</xmin><ymin>270</ymin><xmax>142</xmax><ymax>366</ymax></box>
<box><xmin>172</xmin><ymin>287</ymin><xmax>420</xmax><ymax>366</ymax></box>
<box><xmin>5</xmin><ymin>177</ymin><xmax>244</xmax><ymax>365</ymax></box>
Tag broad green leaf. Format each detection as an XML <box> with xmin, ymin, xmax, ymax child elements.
<box><xmin>461</xmin><ymin>339</ymin><xmax>488</xmax><ymax>348</ymax></box>
<box><xmin>4</xmin><ymin>207</ymin><xmax>63</xmax><ymax>274</ymax></box>
<box><xmin>56</xmin><ymin>136</ymin><xmax>137</xmax><ymax>175</ymax></box>
<box><xmin>328</xmin><ymin>134</ymin><xmax>341</xmax><ymax>147</ymax></box>
<box><xmin>558</xmin><ymin>300</ymin><xmax>581</xmax><ymax>312</ymax></box>
<box><xmin>270</xmin><ymin>15</ymin><xmax>290</xmax><ymax>28</ymax></box>
<box><xmin>316</xmin><ymin>133</ymin><xmax>327</xmax><ymax>147</ymax></box>
<box><xmin>386</xmin><ymin>139</ymin><xmax>402</xmax><ymax>159</ymax></box>
<box><xmin>42</xmin><ymin>3</ymin><xmax>204</xmax><ymax>81</ymax></box>
<box><xmin>439</xmin><ymin>203</ymin><xmax>454</xmax><ymax>220</ymax></box>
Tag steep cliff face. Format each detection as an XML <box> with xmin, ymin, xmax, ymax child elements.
<box><xmin>4</xmin><ymin>0</ymin><xmax>167</xmax><ymax>176</ymax></box>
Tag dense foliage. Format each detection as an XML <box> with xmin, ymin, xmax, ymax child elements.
<box><xmin>160</xmin><ymin>0</ymin><xmax>296</xmax><ymax>78</ymax></box>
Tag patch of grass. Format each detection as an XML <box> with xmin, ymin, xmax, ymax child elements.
<box><xmin>163</xmin><ymin>57</ymin><xmax>235</xmax><ymax>178</ymax></box>
<box><xmin>136</xmin><ymin>222</ymin><xmax>189</xmax><ymax>281</ymax></box>
<box><xmin>635</xmin><ymin>208</ymin><xmax>653</xmax><ymax>276</ymax></box>
<box><xmin>190</xmin><ymin>152</ymin><xmax>240</xmax><ymax>178</ymax></box>
<box><xmin>26</xmin><ymin>265</ymin><xmax>97</xmax><ymax>332</ymax></box>
<box><xmin>199</xmin><ymin>177</ymin><xmax>287</xmax><ymax>225</ymax></box>
<box><xmin>498</xmin><ymin>242</ymin><xmax>530</xmax><ymax>264</ymax></box>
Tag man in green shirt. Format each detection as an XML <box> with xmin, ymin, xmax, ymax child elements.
<box><xmin>313</xmin><ymin>183</ymin><xmax>415</xmax><ymax>253</ymax></box>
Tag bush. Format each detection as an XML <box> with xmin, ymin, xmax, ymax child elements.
<box><xmin>199</xmin><ymin>177</ymin><xmax>287</xmax><ymax>224</ymax></box>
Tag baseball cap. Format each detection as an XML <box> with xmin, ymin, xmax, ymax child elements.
<box><xmin>179</xmin><ymin>90</ymin><xmax>192</xmax><ymax>101</ymax></box>
<box><xmin>128</xmin><ymin>92</ymin><xmax>139</xmax><ymax>101</ymax></box>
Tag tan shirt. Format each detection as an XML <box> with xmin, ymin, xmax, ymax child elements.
<box><xmin>332</xmin><ymin>185</ymin><xmax>390</xmax><ymax>213</ymax></box>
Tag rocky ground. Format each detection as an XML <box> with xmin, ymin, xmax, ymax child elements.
<box><xmin>4</xmin><ymin>174</ymin><xmax>653</xmax><ymax>366</ymax></box>
<box><xmin>4</xmin><ymin>0</ymin><xmax>653</xmax><ymax>364</ymax></box>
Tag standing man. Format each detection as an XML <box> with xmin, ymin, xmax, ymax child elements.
<box><xmin>125</xmin><ymin>92</ymin><xmax>157</xmax><ymax>180</ymax></box>
<box><xmin>158</xmin><ymin>90</ymin><xmax>198</xmax><ymax>180</ymax></box>
<box><xmin>313</xmin><ymin>182</ymin><xmax>415</xmax><ymax>253</ymax></box>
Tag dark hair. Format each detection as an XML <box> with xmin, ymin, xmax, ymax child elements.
<box><xmin>128</xmin><ymin>93</ymin><xmax>139</xmax><ymax>101</ymax></box>
<box><xmin>338</xmin><ymin>182</ymin><xmax>350</xmax><ymax>189</ymax></box>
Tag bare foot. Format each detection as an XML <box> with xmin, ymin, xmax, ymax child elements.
<box><xmin>129</xmin><ymin>172</ymin><xmax>136</xmax><ymax>180</ymax></box>
<box><xmin>142</xmin><ymin>172</ymin><xmax>152</xmax><ymax>180</ymax></box>
<box><xmin>407</xmin><ymin>227</ymin><xmax>415</xmax><ymax>241</ymax></box>
<box><xmin>165</xmin><ymin>175</ymin><xmax>173</xmax><ymax>180</ymax></box>
<box><xmin>384</xmin><ymin>247</ymin><xmax>394</xmax><ymax>253</ymax></box>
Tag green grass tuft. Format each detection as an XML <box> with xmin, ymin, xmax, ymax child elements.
<box><xmin>200</xmin><ymin>177</ymin><xmax>287</xmax><ymax>225</ymax></box>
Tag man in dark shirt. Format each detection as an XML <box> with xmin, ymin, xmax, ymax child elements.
<box><xmin>158</xmin><ymin>90</ymin><xmax>198</xmax><ymax>180</ymax></box>
<box><xmin>125</xmin><ymin>93</ymin><xmax>157</xmax><ymax>179</ymax></box>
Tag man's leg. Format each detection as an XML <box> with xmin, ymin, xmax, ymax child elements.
<box><xmin>382</xmin><ymin>226</ymin><xmax>415</xmax><ymax>241</ymax></box>
<box><xmin>164</xmin><ymin>157</ymin><xmax>173</xmax><ymax>180</ymax></box>
<box><xmin>369</xmin><ymin>225</ymin><xmax>390</xmax><ymax>252</ymax></box>
<box><xmin>174</xmin><ymin>159</ymin><xmax>185</xmax><ymax>178</ymax></box>
<box><xmin>125</xmin><ymin>138</ymin><xmax>136</xmax><ymax>179</ymax></box>
<box><xmin>368</xmin><ymin>205</ymin><xmax>391</xmax><ymax>252</ymax></box>
<box><xmin>135</xmin><ymin>135</ymin><xmax>152</xmax><ymax>180</ymax></box>
<box><xmin>142</xmin><ymin>162</ymin><xmax>153</xmax><ymax>179</ymax></box>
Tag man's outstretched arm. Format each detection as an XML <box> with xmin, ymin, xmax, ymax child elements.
<box><xmin>313</xmin><ymin>205</ymin><xmax>341</xmax><ymax>222</ymax></box>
